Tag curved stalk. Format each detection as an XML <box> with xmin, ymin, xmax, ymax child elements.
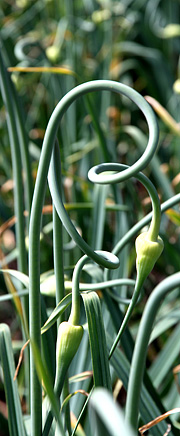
<box><xmin>52</xmin><ymin>143</ymin><xmax>65</xmax><ymax>326</ymax></box>
<box><xmin>89</xmin><ymin>163</ymin><xmax>161</xmax><ymax>241</ymax></box>
<box><xmin>89</xmin><ymin>165</ymin><xmax>162</xmax><ymax>359</ymax></box>
<box><xmin>28</xmin><ymin>80</ymin><xmax>159</xmax><ymax>436</ymax></box>
<box><xmin>105</xmin><ymin>193</ymin><xmax>180</xmax><ymax>271</ymax></box>
<box><xmin>125</xmin><ymin>272</ymin><xmax>180</xmax><ymax>432</ymax></box>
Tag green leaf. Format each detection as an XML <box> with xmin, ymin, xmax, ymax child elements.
<box><xmin>149</xmin><ymin>324</ymin><xmax>180</xmax><ymax>389</ymax></box>
<box><xmin>30</xmin><ymin>340</ymin><xmax>65</xmax><ymax>436</ymax></box>
<box><xmin>41</xmin><ymin>293</ymin><xmax>72</xmax><ymax>335</ymax></box>
<box><xmin>82</xmin><ymin>291</ymin><xmax>112</xmax><ymax>390</ymax></box>
<box><xmin>0</xmin><ymin>269</ymin><xmax>29</xmax><ymax>288</ymax></box>
<box><xmin>89</xmin><ymin>388</ymin><xmax>136</xmax><ymax>436</ymax></box>
<box><xmin>150</xmin><ymin>309</ymin><xmax>180</xmax><ymax>343</ymax></box>
<box><xmin>106</xmin><ymin>333</ymin><xmax>177</xmax><ymax>436</ymax></box>
<box><xmin>0</xmin><ymin>324</ymin><xmax>27</xmax><ymax>436</ymax></box>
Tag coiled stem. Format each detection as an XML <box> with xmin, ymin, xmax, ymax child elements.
<box><xmin>29</xmin><ymin>80</ymin><xmax>159</xmax><ymax>436</ymax></box>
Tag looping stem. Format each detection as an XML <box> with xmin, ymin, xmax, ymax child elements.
<box><xmin>89</xmin><ymin>163</ymin><xmax>161</xmax><ymax>242</ymax></box>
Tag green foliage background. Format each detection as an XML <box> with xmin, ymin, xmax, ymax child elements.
<box><xmin>0</xmin><ymin>1</ymin><xmax>180</xmax><ymax>435</ymax></box>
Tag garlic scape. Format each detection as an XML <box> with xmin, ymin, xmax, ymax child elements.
<box><xmin>54</xmin><ymin>256</ymin><xmax>88</xmax><ymax>396</ymax></box>
<box><xmin>89</xmin><ymin>164</ymin><xmax>164</xmax><ymax>359</ymax></box>
<box><xmin>43</xmin><ymin>324</ymin><xmax>83</xmax><ymax>436</ymax></box>
<box><xmin>43</xmin><ymin>258</ymin><xmax>85</xmax><ymax>436</ymax></box>
<box><xmin>54</xmin><ymin>250</ymin><xmax>119</xmax><ymax>394</ymax></box>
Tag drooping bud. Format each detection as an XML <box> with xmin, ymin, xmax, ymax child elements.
<box><xmin>56</xmin><ymin>321</ymin><xmax>83</xmax><ymax>368</ymax></box>
<box><xmin>55</xmin><ymin>321</ymin><xmax>83</xmax><ymax>394</ymax></box>
<box><xmin>135</xmin><ymin>231</ymin><xmax>164</xmax><ymax>289</ymax></box>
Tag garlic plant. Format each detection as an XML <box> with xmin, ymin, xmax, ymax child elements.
<box><xmin>1</xmin><ymin>41</ymin><xmax>180</xmax><ymax>436</ymax></box>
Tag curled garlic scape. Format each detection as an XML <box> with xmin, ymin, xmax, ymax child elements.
<box><xmin>108</xmin><ymin>170</ymin><xmax>164</xmax><ymax>359</ymax></box>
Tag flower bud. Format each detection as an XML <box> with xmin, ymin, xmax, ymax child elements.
<box><xmin>54</xmin><ymin>321</ymin><xmax>83</xmax><ymax>395</ymax></box>
<box><xmin>56</xmin><ymin>321</ymin><xmax>83</xmax><ymax>372</ymax></box>
<box><xmin>135</xmin><ymin>231</ymin><xmax>164</xmax><ymax>287</ymax></box>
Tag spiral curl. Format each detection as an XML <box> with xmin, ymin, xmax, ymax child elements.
<box><xmin>29</xmin><ymin>80</ymin><xmax>159</xmax><ymax>435</ymax></box>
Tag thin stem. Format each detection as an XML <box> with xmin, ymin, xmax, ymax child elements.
<box><xmin>108</xmin><ymin>282</ymin><xmax>141</xmax><ymax>359</ymax></box>
<box><xmin>53</xmin><ymin>205</ymin><xmax>65</xmax><ymax>314</ymax></box>
<box><xmin>125</xmin><ymin>272</ymin><xmax>180</xmax><ymax>432</ymax></box>
<box><xmin>89</xmin><ymin>166</ymin><xmax>162</xmax><ymax>358</ymax></box>
<box><xmin>69</xmin><ymin>255</ymin><xmax>88</xmax><ymax>326</ymax></box>
<box><xmin>52</xmin><ymin>146</ymin><xmax>65</xmax><ymax>325</ymax></box>
<box><xmin>109</xmin><ymin>193</ymin><xmax>180</xmax><ymax>268</ymax></box>
<box><xmin>89</xmin><ymin>163</ymin><xmax>161</xmax><ymax>242</ymax></box>
<box><xmin>48</xmin><ymin>141</ymin><xmax>120</xmax><ymax>270</ymax></box>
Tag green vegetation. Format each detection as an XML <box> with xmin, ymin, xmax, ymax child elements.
<box><xmin>0</xmin><ymin>1</ymin><xmax>180</xmax><ymax>435</ymax></box>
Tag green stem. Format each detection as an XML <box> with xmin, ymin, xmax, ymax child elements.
<box><xmin>125</xmin><ymin>272</ymin><xmax>180</xmax><ymax>432</ymax></box>
<box><xmin>28</xmin><ymin>80</ymin><xmax>159</xmax><ymax>436</ymax></box>
<box><xmin>48</xmin><ymin>141</ymin><xmax>120</xmax><ymax>270</ymax></box>
<box><xmin>106</xmin><ymin>193</ymin><xmax>180</xmax><ymax>271</ymax></box>
<box><xmin>108</xmin><ymin>282</ymin><xmax>141</xmax><ymax>360</ymax></box>
<box><xmin>52</xmin><ymin>145</ymin><xmax>65</xmax><ymax>326</ymax></box>
<box><xmin>105</xmin><ymin>194</ymin><xmax>180</xmax><ymax>357</ymax></box>
<box><xmin>89</xmin><ymin>166</ymin><xmax>162</xmax><ymax>358</ymax></box>
<box><xmin>52</xmin><ymin>141</ymin><xmax>65</xmax><ymax>324</ymax></box>
<box><xmin>69</xmin><ymin>255</ymin><xmax>89</xmax><ymax>326</ymax></box>
<box><xmin>89</xmin><ymin>163</ymin><xmax>161</xmax><ymax>242</ymax></box>
<box><xmin>44</xmin><ymin>251</ymin><xmax>119</xmax><ymax>435</ymax></box>
<box><xmin>53</xmin><ymin>205</ymin><xmax>65</xmax><ymax>311</ymax></box>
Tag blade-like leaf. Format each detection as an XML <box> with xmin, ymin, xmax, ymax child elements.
<box><xmin>82</xmin><ymin>291</ymin><xmax>111</xmax><ymax>391</ymax></box>
<box><xmin>30</xmin><ymin>339</ymin><xmax>66</xmax><ymax>436</ymax></box>
<box><xmin>0</xmin><ymin>269</ymin><xmax>29</xmax><ymax>288</ymax></box>
<box><xmin>149</xmin><ymin>324</ymin><xmax>180</xmax><ymax>389</ymax></box>
<box><xmin>0</xmin><ymin>324</ymin><xmax>27</xmax><ymax>436</ymax></box>
<box><xmin>41</xmin><ymin>293</ymin><xmax>72</xmax><ymax>335</ymax></box>
<box><xmin>106</xmin><ymin>333</ymin><xmax>178</xmax><ymax>436</ymax></box>
<box><xmin>89</xmin><ymin>387</ymin><xmax>136</xmax><ymax>436</ymax></box>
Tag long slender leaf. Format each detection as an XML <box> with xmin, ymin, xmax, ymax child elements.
<box><xmin>0</xmin><ymin>324</ymin><xmax>27</xmax><ymax>436</ymax></box>
<box><xmin>82</xmin><ymin>291</ymin><xmax>112</xmax><ymax>391</ymax></box>
<box><xmin>41</xmin><ymin>293</ymin><xmax>72</xmax><ymax>335</ymax></box>
<box><xmin>106</xmin><ymin>333</ymin><xmax>178</xmax><ymax>436</ymax></box>
<box><xmin>89</xmin><ymin>388</ymin><xmax>136</xmax><ymax>436</ymax></box>
<box><xmin>30</xmin><ymin>340</ymin><xmax>65</xmax><ymax>436</ymax></box>
<box><xmin>149</xmin><ymin>324</ymin><xmax>180</xmax><ymax>389</ymax></box>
